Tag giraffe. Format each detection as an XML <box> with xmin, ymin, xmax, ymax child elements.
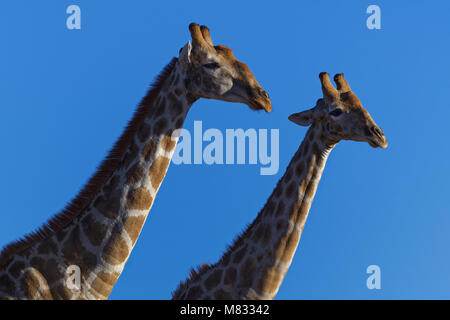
<box><xmin>0</xmin><ymin>23</ymin><xmax>271</xmax><ymax>300</ymax></box>
<box><xmin>172</xmin><ymin>72</ymin><xmax>387</xmax><ymax>300</ymax></box>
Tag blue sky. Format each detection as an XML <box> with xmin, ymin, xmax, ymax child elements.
<box><xmin>1</xmin><ymin>1</ymin><xmax>449</xmax><ymax>299</ymax></box>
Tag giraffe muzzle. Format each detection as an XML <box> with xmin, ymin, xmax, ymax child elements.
<box><xmin>368</xmin><ymin>126</ymin><xmax>388</xmax><ymax>149</ymax></box>
<box><xmin>249</xmin><ymin>88</ymin><xmax>271</xmax><ymax>112</ymax></box>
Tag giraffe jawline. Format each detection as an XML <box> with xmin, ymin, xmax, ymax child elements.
<box><xmin>249</xmin><ymin>100</ymin><xmax>271</xmax><ymax>112</ymax></box>
<box><xmin>368</xmin><ymin>139</ymin><xmax>387</xmax><ymax>149</ymax></box>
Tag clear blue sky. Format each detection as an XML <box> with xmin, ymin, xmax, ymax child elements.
<box><xmin>1</xmin><ymin>1</ymin><xmax>449</xmax><ymax>299</ymax></box>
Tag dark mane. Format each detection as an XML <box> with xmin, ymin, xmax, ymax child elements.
<box><xmin>0</xmin><ymin>58</ymin><xmax>178</xmax><ymax>267</ymax></box>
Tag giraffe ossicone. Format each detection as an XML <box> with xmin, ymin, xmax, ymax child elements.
<box><xmin>0</xmin><ymin>23</ymin><xmax>271</xmax><ymax>300</ymax></box>
<box><xmin>172</xmin><ymin>72</ymin><xmax>387</xmax><ymax>300</ymax></box>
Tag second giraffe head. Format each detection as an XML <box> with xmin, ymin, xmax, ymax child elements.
<box><xmin>289</xmin><ymin>72</ymin><xmax>388</xmax><ymax>149</ymax></box>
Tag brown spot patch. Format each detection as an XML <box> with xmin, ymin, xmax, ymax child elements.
<box><xmin>284</xmin><ymin>167</ymin><xmax>293</xmax><ymax>182</ymax></box>
<box><xmin>275</xmin><ymin>201</ymin><xmax>285</xmax><ymax>217</ymax></box>
<box><xmin>224</xmin><ymin>267</ymin><xmax>237</xmax><ymax>285</ymax></box>
<box><xmin>303</xmin><ymin>139</ymin><xmax>310</xmax><ymax>155</ymax></box>
<box><xmin>232</xmin><ymin>244</ymin><xmax>247</xmax><ymax>264</ymax></box>
<box><xmin>185</xmin><ymin>285</ymin><xmax>202</xmax><ymax>299</ymax></box>
<box><xmin>30</xmin><ymin>257</ymin><xmax>60</xmax><ymax>285</ymax></box>
<box><xmin>137</xmin><ymin>123</ymin><xmax>150</xmax><ymax>142</ymax></box>
<box><xmin>173</xmin><ymin>74</ymin><xmax>180</xmax><ymax>86</ymax></box>
<box><xmin>94</xmin><ymin>188</ymin><xmax>122</xmax><ymax>219</ymax></box>
<box><xmin>0</xmin><ymin>274</ymin><xmax>15</xmax><ymax>296</ymax></box>
<box><xmin>122</xmin><ymin>143</ymin><xmax>139</xmax><ymax>169</ymax></box>
<box><xmin>161</xmin><ymin>134</ymin><xmax>177</xmax><ymax>152</ymax></box>
<box><xmin>253</xmin><ymin>224</ymin><xmax>272</xmax><ymax>245</ymax></box>
<box><xmin>102</xmin><ymin>225</ymin><xmax>130</xmax><ymax>265</ymax></box>
<box><xmin>52</xmin><ymin>283</ymin><xmax>73</xmax><ymax>299</ymax></box>
<box><xmin>154</xmin><ymin>98</ymin><xmax>166</xmax><ymax>118</ymax></box>
<box><xmin>142</xmin><ymin>138</ymin><xmax>157</xmax><ymax>162</ymax></box>
<box><xmin>193</xmin><ymin>74</ymin><xmax>201</xmax><ymax>86</ymax></box>
<box><xmin>299</xmin><ymin>179</ymin><xmax>309</xmax><ymax>194</ymax></box>
<box><xmin>153</xmin><ymin>117</ymin><xmax>167</xmax><ymax>136</ymax></box>
<box><xmin>125</xmin><ymin>187</ymin><xmax>152</xmax><ymax>211</ymax></box>
<box><xmin>305</xmin><ymin>179</ymin><xmax>317</xmax><ymax>201</ymax></box>
<box><xmin>214</xmin><ymin>288</ymin><xmax>232</xmax><ymax>300</ymax></box>
<box><xmin>238</xmin><ymin>257</ymin><xmax>256</xmax><ymax>288</ymax></box>
<box><xmin>8</xmin><ymin>260</ymin><xmax>26</xmax><ymax>279</ymax></box>
<box><xmin>264</xmin><ymin>200</ymin><xmax>275</xmax><ymax>214</ymax></box>
<box><xmin>55</xmin><ymin>229</ymin><xmax>68</xmax><ymax>242</ymax></box>
<box><xmin>20</xmin><ymin>270</ymin><xmax>39</xmax><ymax>298</ymax></box>
<box><xmin>280</xmin><ymin>229</ymin><xmax>301</xmax><ymax>265</ymax></box>
<box><xmin>252</xmin><ymin>224</ymin><xmax>263</xmax><ymax>242</ymax></box>
<box><xmin>103</xmin><ymin>174</ymin><xmax>121</xmax><ymax>196</ymax></box>
<box><xmin>168</xmin><ymin>92</ymin><xmax>184</xmax><ymax>121</ymax></box>
<box><xmin>285</xmin><ymin>181</ymin><xmax>296</xmax><ymax>198</ymax></box>
<box><xmin>276</xmin><ymin>219</ymin><xmax>287</xmax><ymax>231</ymax></box>
<box><xmin>123</xmin><ymin>215</ymin><xmax>146</xmax><ymax>245</ymax></box>
<box><xmin>149</xmin><ymin>156</ymin><xmax>171</xmax><ymax>189</ymax></box>
<box><xmin>257</xmin><ymin>266</ymin><xmax>284</xmax><ymax>296</ymax></box>
<box><xmin>37</xmin><ymin>238</ymin><xmax>58</xmax><ymax>255</ymax></box>
<box><xmin>262</xmin><ymin>225</ymin><xmax>272</xmax><ymax>245</ymax></box>
<box><xmin>81</xmin><ymin>214</ymin><xmax>108</xmax><ymax>247</ymax></box>
<box><xmin>61</xmin><ymin>226</ymin><xmax>97</xmax><ymax>272</ymax></box>
<box><xmin>204</xmin><ymin>269</ymin><xmax>223</xmax><ymax>291</ymax></box>
<box><xmin>295</xmin><ymin>161</ymin><xmax>304</xmax><ymax>177</ymax></box>
<box><xmin>126</xmin><ymin>162</ymin><xmax>144</xmax><ymax>185</ymax></box>
<box><xmin>21</xmin><ymin>269</ymin><xmax>52</xmax><ymax>299</ymax></box>
<box><xmin>90</xmin><ymin>271</ymin><xmax>120</xmax><ymax>298</ymax></box>
<box><xmin>273</xmin><ymin>179</ymin><xmax>284</xmax><ymax>199</ymax></box>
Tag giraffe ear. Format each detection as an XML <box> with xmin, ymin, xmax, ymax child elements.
<box><xmin>179</xmin><ymin>41</ymin><xmax>192</xmax><ymax>65</ymax></box>
<box><xmin>288</xmin><ymin>109</ymin><xmax>314</xmax><ymax>127</ymax></box>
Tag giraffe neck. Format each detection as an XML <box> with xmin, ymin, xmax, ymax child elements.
<box><xmin>0</xmin><ymin>58</ymin><xmax>196</xmax><ymax>300</ymax></box>
<box><xmin>173</xmin><ymin>123</ymin><xmax>334</xmax><ymax>300</ymax></box>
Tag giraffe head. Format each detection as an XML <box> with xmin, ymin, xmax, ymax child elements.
<box><xmin>178</xmin><ymin>23</ymin><xmax>271</xmax><ymax>112</ymax></box>
<box><xmin>289</xmin><ymin>72</ymin><xmax>388</xmax><ymax>148</ymax></box>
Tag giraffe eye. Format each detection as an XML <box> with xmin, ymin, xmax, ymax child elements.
<box><xmin>329</xmin><ymin>109</ymin><xmax>343</xmax><ymax>117</ymax></box>
<box><xmin>203</xmin><ymin>62</ymin><xmax>220</xmax><ymax>69</ymax></box>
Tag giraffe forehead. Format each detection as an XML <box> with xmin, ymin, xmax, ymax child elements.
<box><xmin>206</xmin><ymin>52</ymin><xmax>255</xmax><ymax>83</ymax></box>
<box><xmin>214</xmin><ymin>45</ymin><xmax>234</xmax><ymax>58</ymax></box>
<box><xmin>345</xmin><ymin>101</ymin><xmax>371</xmax><ymax>119</ymax></box>
<box><xmin>340</xmin><ymin>91</ymin><xmax>363</xmax><ymax>108</ymax></box>
<box><xmin>213</xmin><ymin>46</ymin><xmax>251</xmax><ymax>73</ymax></box>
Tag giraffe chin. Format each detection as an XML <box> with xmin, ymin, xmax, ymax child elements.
<box><xmin>248</xmin><ymin>100</ymin><xmax>272</xmax><ymax>113</ymax></box>
<box><xmin>368</xmin><ymin>139</ymin><xmax>388</xmax><ymax>149</ymax></box>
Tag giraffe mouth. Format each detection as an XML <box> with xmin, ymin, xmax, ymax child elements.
<box><xmin>369</xmin><ymin>138</ymin><xmax>388</xmax><ymax>149</ymax></box>
<box><xmin>249</xmin><ymin>99</ymin><xmax>271</xmax><ymax>113</ymax></box>
<box><xmin>224</xmin><ymin>82</ymin><xmax>271</xmax><ymax>112</ymax></box>
<box><xmin>366</xmin><ymin>125</ymin><xmax>387</xmax><ymax>149</ymax></box>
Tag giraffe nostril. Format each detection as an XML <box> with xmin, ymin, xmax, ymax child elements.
<box><xmin>259</xmin><ymin>89</ymin><xmax>269</xmax><ymax>99</ymax></box>
<box><xmin>370</xmin><ymin>126</ymin><xmax>383</xmax><ymax>138</ymax></box>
